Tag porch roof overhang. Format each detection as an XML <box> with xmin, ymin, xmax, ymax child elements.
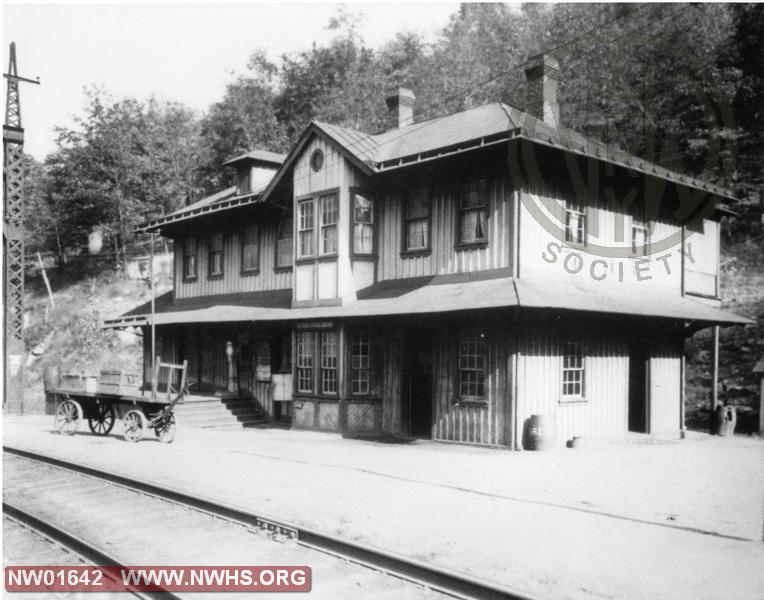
<box><xmin>103</xmin><ymin>276</ymin><xmax>753</xmax><ymax>329</ymax></box>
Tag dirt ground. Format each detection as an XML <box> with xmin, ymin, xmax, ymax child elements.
<box><xmin>3</xmin><ymin>416</ymin><xmax>763</xmax><ymax>600</ymax></box>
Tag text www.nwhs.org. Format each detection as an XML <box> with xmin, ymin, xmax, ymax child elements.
<box><xmin>5</xmin><ymin>566</ymin><xmax>311</xmax><ymax>592</ymax></box>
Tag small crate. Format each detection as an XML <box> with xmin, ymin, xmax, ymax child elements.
<box><xmin>98</xmin><ymin>370</ymin><xmax>140</xmax><ymax>396</ymax></box>
<box><xmin>60</xmin><ymin>373</ymin><xmax>86</xmax><ymax>392</ymax></box>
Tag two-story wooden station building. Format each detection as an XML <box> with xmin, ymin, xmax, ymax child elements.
<box><xmin>107</xmin><ymin>55</ymin><xmax>751</xmax><ymax>448</ymax></box>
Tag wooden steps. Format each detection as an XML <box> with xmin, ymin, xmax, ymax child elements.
<box><xmin>173</xmin><ymin>395</ymin><xmax>268</xmax><ymax>429</ymax></box>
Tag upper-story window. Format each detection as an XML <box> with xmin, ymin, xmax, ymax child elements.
<box><xmin>561</xmin><ymin>333</ymin><xmax>585</xmax><ymax>400</ymax></box>
<box><xmin>298</xmin><ymin>200</ymin><xmax>314</xmax><ymax>259</ymax></box>
<box><xmin>352</xmin><ymin>191</ymin><xmax>374</xmax><ymax>255</ymax></box>
<box><xmin>564</xmin><ymin>199</ymin><xmax>586</xmax><ymax>246</ymax></box>
<box><xmin>404</xmin><ymin>188</ymin><xmax>430</xmax><ymax>252</ymax></box>
<box><xmin>458</xmin><ymin>179</ymin><xmax>488</xmax><ymax>245</ymax></box>
<box><xmin>631</xmin><ymin>205</ymin><xmax>649</xmax><ymax>257</ymax></box>
<box><xmin>183</xmin><ymin>238</ymin><xmax>198</xmax><ymax>280</ymax></box>
<box><xmin>237</xmin><ymin>168</ymin><xmax>251</xmax><ymax>195</ymax></box>
<box><xmin>458</xmin><ymin>329</ymin><xmax>486</xmax><ymax>401</ymax></box>
<box><xmin>276</xmin><ymin>215</ymin><xmax>293</xmax><ymax>269</ymax></box>
<box><xmin>319</xmin><ymin>194</ymin><xmax>338</xmax><ymax>255</ymax></box>
<box><xmin>208</xmin><ymin>233</ymin><xmax>224</xmax><ymax>277</ymax></box>
<box><xmin>240</xmin><ymin>225</ymin><xmax>259</xmax><ymax>273</ymax></box>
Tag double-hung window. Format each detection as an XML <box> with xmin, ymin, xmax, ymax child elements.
<box><xmin>183</xmin><ymin>238</ymin><xmax>197</xmax><ymax>280</ymax></box>
<box><xmin>562</xmin><ymin>333</ymin><xmax>585</xmax><ymax>399</ymax></box>
<box><xmin>298</xmin><ymin>200</ymin><xmax>314</xmax><ymax>259</ymax></box>
<box><xmin>351</xmin><ymin>332</ymin><xmax>371</xmax><ymax>395</ymax></box>
<box><xmin>319</xmin><ymin>194</ymin><xmax>338</xmax><ymax>255</ymax></box>
<box><xmin>404</xmin><ymin>188</ymin><xmax>430</xmax><ymax>252</ymax></box>
<box><xmin>240</xmin><ymin>226</ymin><xmax>259</xmax><ymax>273</ymax></box>
<box><xmin>294</xmin><ymin>330</ymin><xmax>340</xmax><ymax>396</ymax></box>
<box><xmin>320</xmin><ymin>331</ymin><xmax>338</xmax><ymax>394</ymax></box>
<box><xmin>459</xmin><ymin>179</ymin><xmax>488</xmax><ymax>245</ymax></box>
<box><xmin>458</xmin><ymin>329</ymin><xmax>486</xmax><ymax>400</ymax></box>
<box><xmin>353</xmin><ymin>192</ymin><xmax>374</xmax><ymax>254</ymax></box>
<box><xmin>563</xmin><ymin>199</ymin><xmax>586</xmax><ymax>246</ymax></box>
<box><xmin>296</xmin><ymin>332</ymin><xmax>314</xmax><ymax>394</ymax></box>
<box><xmin>208</xmin><ymin>234</ymin><xmax>223</xmax><ymax>277</ymax></box>
<box><xmin>631</xmin><ymin>205</ymin><xmax>649</xmax><ymax>257</ymax></box>
<box><xmin>276</xmin><ymin>216</ymin><xmax>293</xmax><ymax>268</ymax></box>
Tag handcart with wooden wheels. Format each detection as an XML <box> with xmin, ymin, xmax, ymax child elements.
<box><xmin>46</xmin><ymin>359</ymin><xmax>188</xmax><ymax>444</ymax></box>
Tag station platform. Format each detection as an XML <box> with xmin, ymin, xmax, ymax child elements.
<box><xmin>3</xmin><ymin>416</ymin><xmax>763</xmax><ymax>600</ymax></box>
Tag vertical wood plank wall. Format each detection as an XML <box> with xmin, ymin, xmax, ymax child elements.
<box><xmin>649</xmin><ymin>335</ymin><xmax>682</xmax><ymax>434</ymax></box>
<box><xmin>148</xmin><ymin>325</ymin><xmax>276</xmax><ymax>416</ymax></box>
<box><xmin>175</xmin><ymin>222</ymin><xmax>292</xmax><ymax>299</ymax></box>
<box><xmin>431</xmin><ymin>326</ymin><xmax>510</xmax><ymax>446</ymax></box>
<box><xmin>515</xmin><ymin>323</ymin><xmax>630</xmax><ymax>445</ymax></box>
<box><xmin>376</xmin><ymin>175</ymin><xmax>514</xmax><ymax>281</ymax></box>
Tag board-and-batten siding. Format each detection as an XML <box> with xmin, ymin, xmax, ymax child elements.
<box><xmin>376</xmin><ymin>176</ymin><xmax>514</xmax><ymax>281</ymax></box>
<box><xmin>649</xmin><ymin>336</ymin><xmax>682</xmax><ymax>434</ymax></box>
<box><xmin>516</xmin><ymin>326</ymin><xmax>629</xmax><ymax>445</ymax></box>
<box><xmin>174</xmin><ymin>222</ymin><xmax>291</xmax><ymax>300</ymax></box>
<box><xmin>432</xmin><ymin>326</ymin><xmax>510</xmax><ymax>446</ymax></box>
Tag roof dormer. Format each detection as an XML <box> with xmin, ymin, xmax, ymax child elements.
<box><xmin>224</xmin><ymin>149</ymin><xmax>286</xmax><ymax>196</ymax></box>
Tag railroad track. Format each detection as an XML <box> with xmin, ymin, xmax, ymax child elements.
<box><xmin>3</xmin><ymin>507</ymin><xmax>177</xmax><ymax>600</ymax></box>
<box><xmin>4</xmin><ymin>445</ymin><xmax>536</xmax><ymax>600</ymax></box>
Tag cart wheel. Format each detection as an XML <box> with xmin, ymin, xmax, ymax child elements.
<box><xmin>154</xmin><ymin>414</ymin><xmax>176</xmax><ymax>444</ymax></box>
<box><xmin>54</xmin><ymin>399</ymin><xmax>82</xmax><ymax>435</ymax></box>
<box><xmin>88</xmin><ymin>402</ymin><xmax>115</xmax><ymax>436</ymax></box>
<box><xmin>122</xmin><ymin>410</ymin><xmax>147</xmax><ymax>443</ymax></box>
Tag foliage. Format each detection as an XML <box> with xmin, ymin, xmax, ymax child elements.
<box><xmin>24</xmin><ymin>3</ymin><xmax>764</xmax><ymax>260</ymax></box>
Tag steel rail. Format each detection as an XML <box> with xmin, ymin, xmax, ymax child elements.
<box><xmin>3</xmin><ymin>502</ymin><xmax>182</xmax><ymax>600</ymax></box>
<box><xmin>4</xmin><ymin>445</ymin><xmax>540</xmax><ymax>600</ymax></box>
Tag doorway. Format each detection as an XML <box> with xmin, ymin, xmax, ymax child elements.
<box><xmin>628</xmin><ymin>342</ymin><xmax>649</xmax><ymax>433</ymax></box>
<box><xmin>405</xmin><ymin>332</ymin><xmax>433</xmax><ymax>438</ymax></box>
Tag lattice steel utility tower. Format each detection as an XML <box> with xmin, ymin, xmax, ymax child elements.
<box><xmin>4</xmin><ymin>42</ymin><xmax>39</xmax><ymax>413</ymax></box>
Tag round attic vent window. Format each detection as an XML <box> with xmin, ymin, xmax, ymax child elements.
<box><xmin>310</xmin><ymin>149</ymin><xmax>324</xmax><ymax>172</ymax></box>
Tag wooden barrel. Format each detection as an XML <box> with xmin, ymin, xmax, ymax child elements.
<box><xmin>43</xmin><ymin>366</ymin><xmax>60</xmax><ymax>391</ymax></box>
<box><xmin>523</xmin><ymin>414</ymin><xmax>557</xmax><ymax>450</ymax></box>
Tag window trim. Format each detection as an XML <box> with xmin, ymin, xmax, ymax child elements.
<box><xmin>207</xmin><ymin>233</ymin><xmax>224</xmax><ymax>279</ymax></box>
<box><xmin>350</xmin><ymin>187</ymin><xmax>375</xmax><ymax>258</ymax></box>
<box><xmin>292</xmin><ymin>328</ymin><xmax>341</xmax><ymax>399</ymax></box>
<box><xmin>318</xmin><ymin>193</ymin><xmax>339</xmax><ymax>258</ymax></box>
<box><xmin>240</xmin><ymin>225</ymin><xmax>260</xmax><ymax>275</ymax></box>
<box><xmin>456</xmin><ymin>177</ymin><xmax>489</xmax><ymax>249</ymax></box>
<box><xmin>563</xmin><ymin>200</ymin><xmax>587</xmax><ymax>247</ymax></box>
<box><xmin>350</xmin><ymin>330</ymin><xmax>372</xmax><ymax>396</ymax></box>
<box><xmin>457</xmin><ymin>328</ymin><xmax>487</xmax><ymax>404</ymax></box>
<box><xmin>182</xmin><ymin>237</ymin><xmax>198</xmax><ymax>282</ymax></box>
<box><xmin>274</xmin><ymin>213</ymin><xmax>294</xmax><ymax>272</ymax></box>
<box><xmin>560</xmin><ymin>332</ymin><xmax>586</xmax><ymax>402</ymax></box>
<box><xmin>297</xmin><ymin>198</ymin><xmax>315</xmax><ymax>260</ymax></box>
<box><xmin>630</xmin><ymin>213</ymin><xmax>650</xmax><ymax>257</ymax></box>
<box><xmin>401</xmin><ymin>186</ymin><xmax>432</xmax><ymax>256</ymax></box>
<box><xmin>320</xmin><ymin>330</ymin><xmax>339</xmax><ymax>396</ymax></box>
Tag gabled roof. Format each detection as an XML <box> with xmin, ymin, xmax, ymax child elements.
<box><xmin>263</xmin><ymin>101</ymin><xmax>737</xmax><ymax>208</ymax></box>
<box><xmin>222</xmin><ymin>149</ymin><xmax>286</xmax><ymax>167</ymax></box>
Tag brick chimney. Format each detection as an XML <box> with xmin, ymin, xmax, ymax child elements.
<box><xmin>524</xmin><ymin>54</ymin><xmax>561</xmax><ymax>127</ymax></box>
<box><xmin>385</xmin><ymin>87</ymin><xmax>416</xmax><ymax>129</ymax></box>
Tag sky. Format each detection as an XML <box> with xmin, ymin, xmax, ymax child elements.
<box><xmin>3</xmin><ymin>2</ymin><xmax>460</xmax><ymax>160</ymax></box>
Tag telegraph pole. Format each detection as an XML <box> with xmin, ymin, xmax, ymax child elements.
<box><xmin>4</xmin><ymin>42</ymin><xmax>40</xmax><ymax>414</ymax></box>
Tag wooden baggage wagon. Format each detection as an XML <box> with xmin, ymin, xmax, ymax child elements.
<box><xmin>45</xmin><ymin>359</ymin><xmax>187</xmax><ymax>443</ymax></box>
